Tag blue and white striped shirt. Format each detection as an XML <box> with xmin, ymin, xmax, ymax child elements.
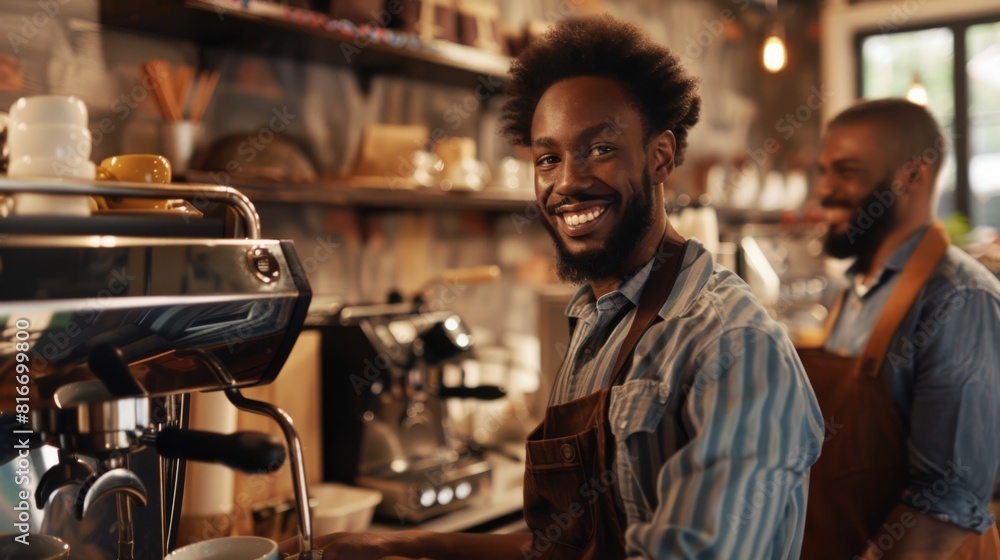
<box><xmin>550</xmin><ymin>238</ymin><xmax>825</xmax><ymax>559</ymax></box>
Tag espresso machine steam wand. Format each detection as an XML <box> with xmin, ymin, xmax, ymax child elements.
<box><xmin>180</xmin><ymin>348</ymin><xmax>321</xmax><ymax>560</ymax></box>
<box><xmin>227</xmin><ymin>389</ymin><xmax>319</xmax><ymax>559</ymax></box>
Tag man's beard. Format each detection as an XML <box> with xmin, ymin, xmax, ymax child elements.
<box><xmin>542</xmin><ymin>170</ymin><xmax>656</xmax><ymax>284</ymax></box>
<box><xmin>823</xmin><ymin>176</ymin><xmax>897</xmax><ymax>265</ymax></box>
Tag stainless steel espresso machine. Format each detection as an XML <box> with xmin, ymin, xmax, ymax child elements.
<box><xmin>311</xmin><ymin>271</ymin><xmax>504</xmax><ymax>525</ymax></box>
<box><xmin>0</xmin><ymin>178</ymin><xmax>321</xmax><ymax>559</ymax></box>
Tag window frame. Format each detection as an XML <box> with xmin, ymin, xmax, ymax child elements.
<box><xmin>854</xmin><ymin>14</ymin><xmax>1000</xmax><ymax>222</ymax></box>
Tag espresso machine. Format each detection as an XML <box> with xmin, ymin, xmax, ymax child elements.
<box><xmin>312</xmin><ymin>270</ymin><xmax>504</xmax><ymax>524</ymax></box>
<box><xmin>0</xmin><ymin>178</ymin><xmax>321</xmax><ymax>559</ymax></box>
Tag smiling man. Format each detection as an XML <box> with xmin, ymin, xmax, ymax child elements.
<box><xmin>284</xmin><ymin>15</ymin><xmax>822</xmax><ymax>560</ymax></box>
<box><xmin>526</xmin><ymin>76</ymin><xmax>666</xmax><ymax>294</ymax></box>
<box><xmin>800</xmin><ymin>99</ymin><xmax>1000</xmax><ymax>559</ymax></box>
<box><xmin>501</xmin><ymin>15</ymin><xmax>823</xmax><ymax>559</ymax></box>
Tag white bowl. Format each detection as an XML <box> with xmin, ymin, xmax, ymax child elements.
<box><xmin>9</xmin><ymin>95</ymin><xmax>88</xmax><ymax>128</ymax></box>
<box><xmin>8</xmin><ymin>122</ymin><xmax>92</xmax><ymax>161</ymax></box>
<box><xmin>311</xmin><ymin>483</ymin><xmax>382</xmax><ymax>534</ymax></box>
<box><xmin>166</xmin><ymin>536</ymin><xmax>279</xmax><ymax>560</ymax></box>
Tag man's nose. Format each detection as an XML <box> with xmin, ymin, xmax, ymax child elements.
<box><xmin>553</xmin><ymin>154</ymin><xmax>593</xmax><ymax>196</ymax></box>
<box><xmin>814</xmin><ymin>172</ymin><xmax>834</xmax><ymax>203</ymax></box>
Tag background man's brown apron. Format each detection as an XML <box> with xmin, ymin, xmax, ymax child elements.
<box><xmin>521</xmin><ymin>233</ymin><xmax>687</xmax><ymax>560</ymax></box>
<box><xmin>798</xmin><ymin>221</ymin><xmax>1000</xmax><ymax>559</ymax></box>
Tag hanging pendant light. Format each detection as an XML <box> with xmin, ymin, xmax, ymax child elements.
<box><xmin>906</xmin><ymin>72</ymin><xmax>929</xmax><ymax>105</ymax></box>
<box><xmin>762</xmin><ymin>0</ymin><xmax>787</xmax><ymax>73</ymax></box>
<box><xmin>763</xmin><ymin>23</ymin><xmax>787</xmax><ymax>73</ymax></box>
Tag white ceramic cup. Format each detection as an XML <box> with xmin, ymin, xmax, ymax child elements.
<box><xmin>8</xmin><ymin>156</ymin><xmax>96</xmax><ymax>180</ymax></box>
<box><xmin>6</xmin><ymin>95</ymin><xmax>95</xmax><ymax>216</ymax></box>
<box><xmin>165</xmin><ymin>536</ymin><xmax>279</xmax><ymax>560</ymax></box>
<box><xmin>8</xmin><ymin>193</ymin><xmax>93</xmax><ymax>216</ymax></box>
<box><xmin>7</xmin><ymin>156</ymin><xmax>96</xmax><ymax>216</ymax></box>
<box><xmin>0</xmin><ymin>533</ymin><xmax>71</xmax><ymax>559</ymax></box>
<box><xmin>7</xmin><ymin>123</ymin><xmax>92</xmax><ymax>162</ymax></box>
<box><xmin>8</xmin><ymin>95</ymin><xmax>88</xmax><ymax>128</ymax></box>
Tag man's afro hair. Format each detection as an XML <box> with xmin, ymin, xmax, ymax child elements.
<box><xmin>500</xmin><ymin>14</ymin><xmax>701</xmax><ymax>166</ymax></box>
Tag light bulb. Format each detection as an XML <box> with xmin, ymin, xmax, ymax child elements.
<box><xmin>906</xmin><ymin>76</ymin><xmax>928</xmax><ymax>106</ymax></box>
<box><xmin>763</xmin><ymin>35</ymin><xmax>787</xmax><ymax>73</ymax></box>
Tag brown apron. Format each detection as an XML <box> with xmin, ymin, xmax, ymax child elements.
<box><xmin>799</xmin><ymin>221</ymin><xmax>1000</xmax><ymax>559</ymax></box>
<box><xmin>521</xmin><ymin>232</ymin><xmax>688</xmax><ymax>560</ymax></box>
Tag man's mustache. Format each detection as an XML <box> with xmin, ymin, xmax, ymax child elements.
<box><xmin>820</xmin><ymin>199</ymin><xmax>853</xmax><ymax>210</ymax></box>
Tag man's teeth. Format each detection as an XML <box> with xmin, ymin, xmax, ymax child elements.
<box><xmin>563</xmin><ymin>206</ymin><xmax>605</xmax><ymax>226</ymax></box>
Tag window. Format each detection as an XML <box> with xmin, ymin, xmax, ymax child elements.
<box><xmin>858</xmin><ymin>17</ymin><xmax>1000</xmax><ymax>228</ymax></box>
<box><xmin>967</xmin><ymin>21</ymin><xmax>1000</xmax><ymax>228</ymax></box>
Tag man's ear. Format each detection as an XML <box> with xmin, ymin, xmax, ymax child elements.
<box><xmin>650</xmin><ymin>130</ymin><xmax>677</xmax><ymax>184</ymax></box>
<box><xmin>895</xmin><ymin>158</ymin><xmax>934</xmax><ymax>195</ymax></box>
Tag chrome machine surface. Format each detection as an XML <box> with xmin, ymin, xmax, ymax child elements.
<box><xmin>0</xmin><ymin>178</ymin><xmax>320</xmax><ymax>559</ymax></box>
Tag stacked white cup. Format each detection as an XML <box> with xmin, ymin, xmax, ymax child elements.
<box><xmin>7</xmin><ymin>95</ymin><xmax>95</xmax><ymax>216</ymax></box>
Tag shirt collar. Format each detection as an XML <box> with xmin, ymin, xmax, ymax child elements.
<box><xmin>565</xmin><ymin>256</ymin><xmax>656</xmax><ymax>319</ymax></box>
<box><xmin>846</xmin><ymin>224</ymin><xmax>930</xmax><ymax>294</ymax></box>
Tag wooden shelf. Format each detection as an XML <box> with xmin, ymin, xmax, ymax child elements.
<box><xmin>100</xmin><ymin>0</ymin><xmax>524</xmax><ymax>212</ymax></box>
<box><xmin>184</xmin><ymin>171</ymin><xmax>536</xmax><ymax>212</ymax></box>
<box><xmin>99</xmin><ymin>0</ymin><xmax>512</xmax><ymax>89</ymax></box>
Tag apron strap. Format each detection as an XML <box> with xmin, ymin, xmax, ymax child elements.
<box><xmin>608</xmin><ymin>228</ymin><xmax>689</xmax><ymax>387</ymax></box>
<box><xmin>821</xmin><ymin>290</ymin><xmax>848</xmax><ymax>343</ymax></box>
<box><xmin>857</xmin><ymin>221</ymin><xmax>951</xmax><ymax>378</ymax></box>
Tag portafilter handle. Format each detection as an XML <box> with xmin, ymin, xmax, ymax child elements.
<box><xmin>412</xmin><ymin>265</ymin><xmax>501</xmax><ymax>299</ymax></box>
<box><xmin>153</xmin><ymin>427</ymin><xmax>286</xmax><ymax>474</ymax></box>
<box><xmin>436</xmin><ymin>385</ymin><xmax>506</xmax><ymax>400</ymax></box>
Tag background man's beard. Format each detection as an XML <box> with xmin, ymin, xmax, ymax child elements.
<box><xmin>823</xmin><ymin>177</ymin><xmax>897</xmax><ymax>264</ymax></box>
<box><xmin>542</xmin><ymin>170</ymin><xmax>656</xmax><ymax>284</ymax></box>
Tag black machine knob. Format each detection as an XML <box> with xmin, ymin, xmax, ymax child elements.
<box><xmin>436</xmin><ymin>385</ymin><xmax>506</xmax><ymax>400</ymax></box>
<box><xmin>155</xmin><ymin>428</ymin><xmax>286</xmax><ymax>474</ymax></box>
<box><xmin>418</xmin><ymin>315</ymin><xmax>474</xmax><ymax>365</ymax></box>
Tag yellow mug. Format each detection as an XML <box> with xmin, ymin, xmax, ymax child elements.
<box><xmin>96</xmin><ymin>154</ymin><xmax>172</xmax><ymax>209</ymax></box>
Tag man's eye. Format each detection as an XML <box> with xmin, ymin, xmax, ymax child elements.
<box><xmin>536</xmin><ymin>155</ymin><xmax>560</xmax><ymax>167</ymax></box>
<box><xmin>589</xmin><ymin>145</ymin><xmax>614</xmax><ymax>157</ymax></box>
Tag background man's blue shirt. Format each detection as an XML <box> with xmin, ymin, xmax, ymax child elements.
<box><xmin>825</xmin><ymin>225</ymin><xmax>1000</xmax><ymax>533</ymax></box>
